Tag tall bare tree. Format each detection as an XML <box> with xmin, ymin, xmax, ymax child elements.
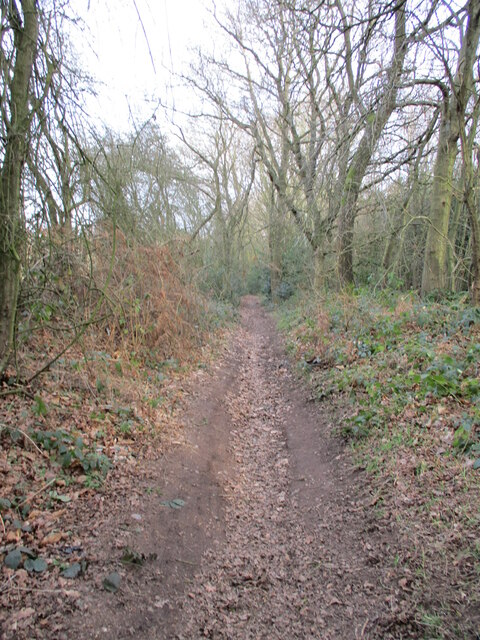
<box><xmin>421</xmin><ymin>0</ymin><xmax>480</xmax><ymax>295</ymax></box>
<box><xmin>335</xmin><ymin>0</ymin><xmax>408</xmax><ymax>285</ymax></box>
<box><xmin>0</xmin><ymin>0</ymin><xmax>39</xmax><ymax>373</ymax></box>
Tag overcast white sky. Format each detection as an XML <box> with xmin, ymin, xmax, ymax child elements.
<box><xmin>71</xmin><ymin>0</ymin><xmax>216</xmax><ymax>132</ymax></box>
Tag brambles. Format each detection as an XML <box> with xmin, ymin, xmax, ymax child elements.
<box><xmin>281</xmin><ymin>291</ymin><xmax>480</xmax><ymax>452</ymax></box>
<box><xmin>31</xmin><ymin>429</ymin><xmax>111</xmax><ymax>476</ymax></box>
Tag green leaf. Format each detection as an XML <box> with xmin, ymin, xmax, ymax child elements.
<box><xmin>8</xmin><ymin>429</ymin><xmax>22</xmax><ymax>443</ymax></box>
<box><xmin>103</xmin><ymin>571</ymin><xmax>121</xmax><ymax>592</ymax></box>
<box><xmin>61</xmin><ymin>562</ymin><xmax>82</xmax><ymax>579</ymax></box>
<box><xmin>49</xmin><ymin>491</ymin><xmax>71</xmax><ymax>503</ymax></box>
<box><xmin>120</xmin><ymin>548</ymin><xmax>145</xmax><ymax>566</ymax></box>
<box><xmin>0</xmin><ymin>497</ymin><xmax>11</xmax><ymax>511</ymax></box>
<box><xmin>33</xmin><ymin>395</ymin><xmax>48</xmax><ymax>417</ymax></box>
<box><xmin>4</xmin><ymin>549</ymin><xmax>22</xmax><ymax>570</ymax></box>
<box><xmin>24</xmin><ymin>557</ymin><xmax>48</xmax><ymax>573</ymax></box>
<box><xmin>473</xmin><ymin>458</ymin><xmax>480</xmax><ymax>470</ymax></box>
<box><xmin>160</xmin><ymin>498</ymin><xmax>185</xmax><ymax>509</ymax></box>
<box><xmin>60</xmin><ymin>451</ymin><xmax>72</xmax><ymax>468</ymax></box>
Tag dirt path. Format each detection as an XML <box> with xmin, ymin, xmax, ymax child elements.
<box><xmin>68</xmin><ymin>296</ymin><xmax>412</xmax><ymax>639</ymax></box>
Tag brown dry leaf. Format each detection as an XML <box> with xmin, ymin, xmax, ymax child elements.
<box><xmin>15</xmin><ymin>569</ymin><xmax>29</xmax><ymax>586</ymax></box>
<box><xmin>27</xmin><ymin>509</ymin><xmax>44</xmax><ymax>521</ymax></box>
<box><xmin>5</xmin><ymin>530</ymin><xmax>20</xmax><ymax>543</ymax></box>
<box><xmin>38</xmin><ymin>618</ymin><xmax>51</xmax><ymax>628</ymax></box>
<box><xmin>51</xmin><ymin>508</ymin><xmax>67</xmax><ymax>519</ymax></box>
<box><xmin>398</xmin><ymin>577</ymin><xmax>410</xmax><ymax>591</ymax></box>
<box><xmin>40</xmin><ymin>530</ymin><xmax>65</xmax><ymax>546</ymax></box>
<box><xmin>11</xmin><ymin>607</ymin><xmax>36</xmax><ymax>623</ymax></box>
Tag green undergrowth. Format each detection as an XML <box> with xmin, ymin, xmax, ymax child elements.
<box><xmin>278</xmin><ymin>288</ymin><xmax>480</xmax><ymax>638</ymax></box>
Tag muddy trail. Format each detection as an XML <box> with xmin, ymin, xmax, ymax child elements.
<box><xmin>68</xmin><ymin>296</ymin><xmax>412</xmax><ymax>639</ymax></box>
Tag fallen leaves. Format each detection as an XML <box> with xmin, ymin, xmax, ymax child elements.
<box><xmin>24</xmin><ymin>557</ymin><xmax>48</xmax><ymax>573</ymax></box>
<box><xmin>160</xmin><ymin>498</ymin><xmax>185</xmax><ymax>509</ymax></box>
<box><xmin>5</xmin><ymin>530</ymin><xmax>20</xmax><ymax>543</ymax></box>
<box><xmin>284</xmin><ymin>294</ymin><xmax>480</xmax><ymax>638</ymax></box>
<box><xmin>11</xmin><ymin>607</ymin><xmax>36</xmax><ymax>624</ymax></box>
<box><xmin>40</xmin><ymin>530</ymin><xmax>66</xmax><ymax>546</ymax></box>
<box><xmin>0</xmin><ymin>346</ymin><xmax>202</xmax><ymax>638</ymax></box>
<box><xmin>4</xmin><ymin>549</ymin><xmax>22</xmax><ymax>570</ymax></box>
<box><xmin>103</xmin><ymin>571</ymin><xmax>121</xmax><ymax>593</ymax></box>
<box><xmin>178</xmin><ymin>302</ymin><xmax>398</xmax><ymax>638</ymax></box>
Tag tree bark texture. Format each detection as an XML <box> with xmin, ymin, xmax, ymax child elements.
<box><xmin>469</xmin><ymin>200</ymin><xmax>480</xmax><ymax>305</ymax></box>
<box><xmin>421</xmin><ymin>115</ymin><xmax>460</xmax><ymax>294</ymax></box>
<box><xmin>421</xmin><ymin>0</ymin><xmax>480</xmax><ymax>296</ymax></box>
<box><xmin>336</xmin><ymin>4</ymin><xmax>407</xmax><ymax>286</ymax></box>
<box><xmin>268</xmin><ymin>183</ymin><xmax>283</xmax><ymax>302</ymax></box>
<box><xmin>0</xmin><ymin>1</ymin><xmax>39</xmax><ymax>373</ymax></box>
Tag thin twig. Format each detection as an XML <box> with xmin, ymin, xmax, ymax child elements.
<box><xmin>0</xmin><ymin>387</ymin><xmax>35</xmax><ymax>400</ymax></box>
<box><xmin>0</xmin><ymin>573</ymin><xmax>17</xmax><ymax>593</ymax></box>
<box><xmin>132</xmin><ymin>0</ymin><xmax>156</xmax><ymax>74</ymax></box>
<box><xmin>2</xmin><ymin>585</ymin><xmax>78</xmax><ymax>594</ymax></box>
<box><xmin>17</xmin><ymin>478</ymin><xmax>56</xmax><ymax>507</ymax></box>
<box><xmin>0</xmin><ymin>423</ymin><xmax>49</xmax><ymax>459</ymax></box>
<box><xmin>360</xmin><ymin>617</ymin><xmax>369</xmax><ymax>638</ymax></box>
<box><xmin>175</xmin><ymin>558</ymin><xmax>197</xmax><ymax>566</ymax></box>
<box><xmin>0</xmin><ymin>513</ymin><xmax>5</xmax><ymax>535</ymax></box>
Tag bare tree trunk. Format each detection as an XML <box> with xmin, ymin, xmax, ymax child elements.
<box><xmin>269</xmin><ymin>234</ymin><xmax>282</xmax><ymax>302</ymax></box>
<box><xmin>313</xmin><ymin>247</ymin><xmax>326</xmax><ymax>292</ymax></box>
<box><xmin>268</xmin><ymin>182</ymin><xmax>282</xmax><ymax>302</ymax></box>
<box><xmin>336</xmin><ymin>3</ymin><xmax>407</xmax><ymax>286</ymax></box>
<box><xmin>469</xmin><ymin>204</ymin><xmax>480</xmax><ymax>305</ymax></box>
<box><xmin>461</xmin><ymin>119</ymin><xmax>480</xmax><ymax>305</ymax></box>
<box><xmin>0</xmin><ymin>1</ymin><xmax>39</xmax><ymax>373</ymax></box>
<box><xmin>337</xmin><ymin>181</ymin><xmax>358</xmax><ymax>285</ymax></box>
<box><xmin>383</xmin><ymin>111</ymin><xmax>438</xmax><ymax>285</ymax></box>
<box><xmin>421</xmin><ymin>116</ymin><xmax>459</xmax><ymax>293</ymax></box>
<box><xmin>422</xmin><ymin>0</ymin><xmax>480</xmax><ymax>296</ymax></box>
<box><xmin>447</xmin><ymin>193</ymin><xmax>463</xmax><ymax>291</ymax></box>
<box><xmin>383</xmin><ymin>205</ymin><xmax>409</xmax><ymax>282</ymax></box>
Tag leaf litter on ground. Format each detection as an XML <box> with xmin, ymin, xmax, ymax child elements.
<box><xmin>0</xmin><ymin>325</ymin><xmax>221</xmax><ymax>639</ymax></box>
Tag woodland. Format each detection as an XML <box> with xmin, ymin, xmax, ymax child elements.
<box><xmin>1</xmin><ymin>0</ymin><xmax>480</xmax><ymax>638</ymax></box>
